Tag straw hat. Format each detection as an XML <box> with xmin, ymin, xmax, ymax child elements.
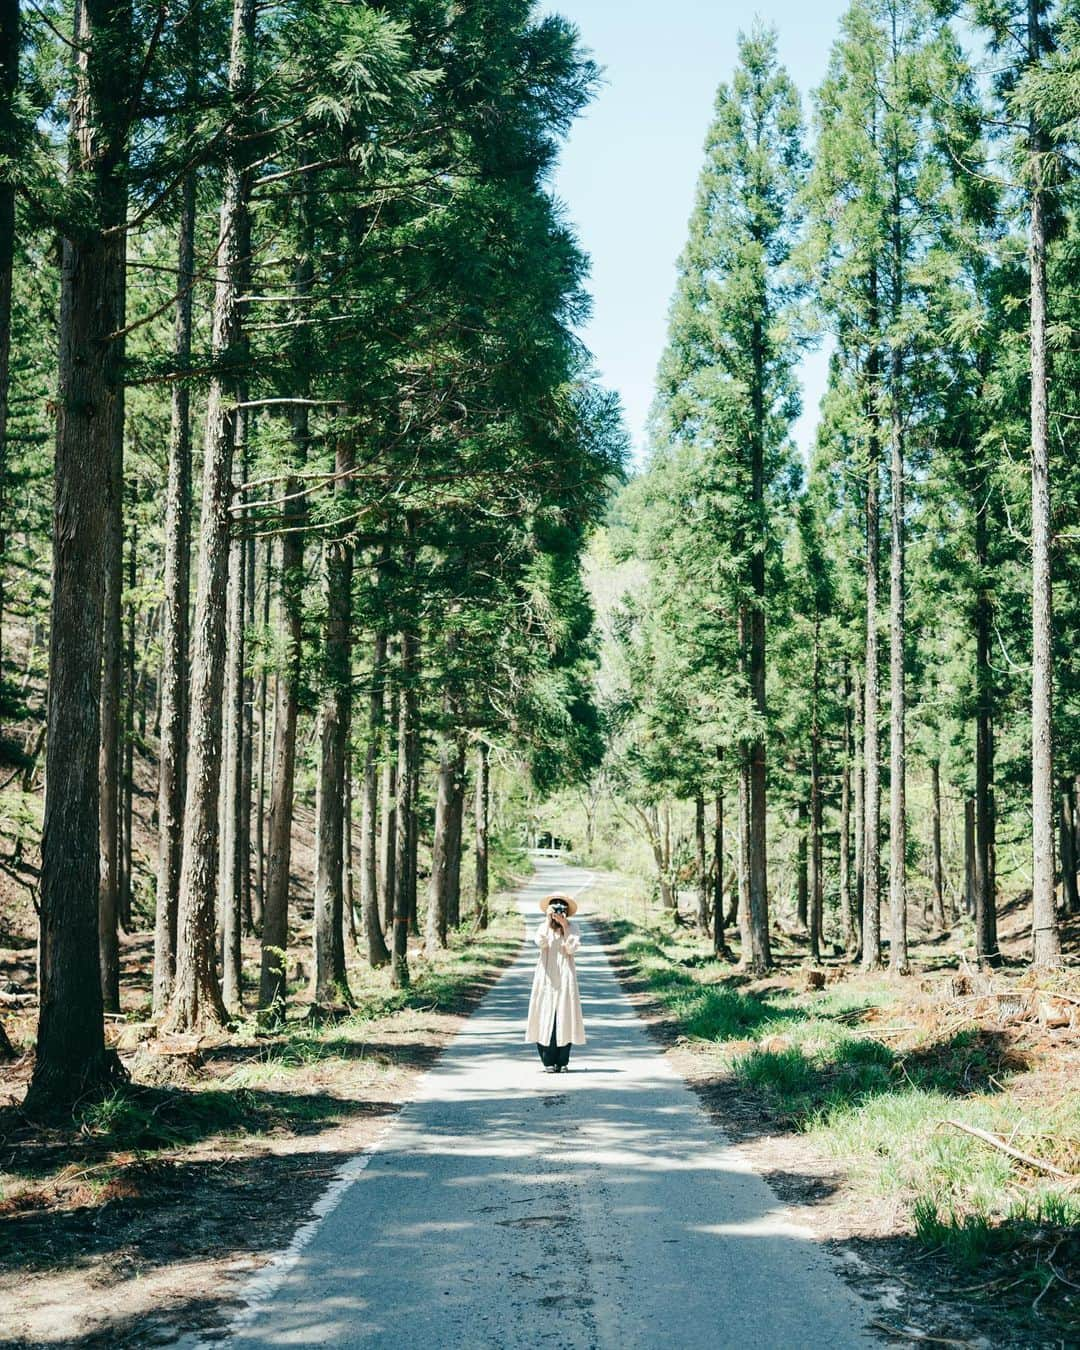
<box><xmin>539</xmin><ymin>892</ymin><xmax>578</xmax><ymax>916</ymax></box>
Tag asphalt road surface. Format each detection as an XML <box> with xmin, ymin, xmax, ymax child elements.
<box><xmin>225</xmin><ymin>856</ymin><xmax>875</xmax><ymax>1348</ymax></box>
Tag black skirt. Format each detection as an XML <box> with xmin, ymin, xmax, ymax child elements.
<box><xmin>536</xmin><ymin>1020</ymin><xmax>571</xmax><ymax>1068</ymax></box>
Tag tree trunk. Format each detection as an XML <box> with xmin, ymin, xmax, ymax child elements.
<box><xmin>445</xmin><ymin>737</ymin><xmax>466</xmax><ymax>931</ymax></box>
<box><xmin>1059</xmin><ymin>782</ymin><xmax>1078</xmax><ymax>915</ymax></box>
<box><xmin>220</xmin><ymin>503</ymin><xmax>245</xmax><ymax>1012</ymax></box>
<box><xmin>379</xmin><ymin>683</ymin><xmax>397</xmax><ymax>935</ymax></box>
<box><xmin>0</xmin><ymin>0</ymin><xmax>16</xmax><ymax>695</ymax></box>
<box><xmin>973</xmin><ymin>486</ymin><xmax>998</xmax><ymax>963</ymax></box>
<box><xmin>929</xmin><ymin>759</ymin><xmax>946</xmax><ymax>928</ymax></box>
<box><xmin>257</xmin><ymin>467</ymin><xmax>304</xmax><ymax>1019</ymax></box>
<box><xmin>713</xmin><ymin>778</ymin><xmax>728</xmax><ymax>957</ymax></box>
<box><xmin>425</xmin><ymin>730</ymin><xmax>455</xmax><ymax>955</ymax></box>
<box><xmin>313</xmin><ymin>443</ymin><xmax>354</xmax><ymax>1006</ymax></box>
<box><xmin>391</xmin><ymin>626</ymin><xmax>418</xmax><ymax>986</ymax></box>
<box><xmin>852</xmin><ymin>665</ymin><xmax>865</xmax><ymax>956</ymax></box>
<box><xmin>964</xmin><ymin>797</ymin><xmax>976</xmax><ymax>917</ymax></box>
<box><xmin>239</xmin><ymin>501</ymin><xmax>255</xmax><ymax>935</ymax></box>
<box><xmin>1027</xmin><ymin>0</ymin><xmax>1061</xmax><ymax>969</ymax></box>
<box><xmin>809</xmin><ymin>626</ymin><xmax>823</xmax><ymax>962</ymax></box>
<box><xmin>695</xmin><ymin>791</ymin><xmax>708</xmax><ymax>933</ymax></box>
<box><xmin>343</xmin><ymin>750</ymin><xmax>356</xmax><ymax>951</ymax></box>
<box><xmin>154</xmin><ymin>106</ymin><xmax>196</xmax><ymax>1011</ymax></box>
<box><xmin>97</xmin><ymin>140</ymin><xmax>128</xmax><ymax>1017</ymax></box>
<box><xmin>746</xmin><ymin>309</ymin><xmax>772</xmax><ymax>974</ymax></box>
<box><xmin>475</xmin><ymin>740</ymin><xmax>490</xmax><ymax>929</ymax></box>
<box><xmin>360</xmin><ymin>630</ymin><xmax>391</xmax><ymax>967</ymax></box>
<box><xmin>839</xmin><ymin>670</ymin><xmax>854</xmax><ymax>950</ymax></box>
<box><xmin>887</xmin><ymin>326</ymin><xmax>908</xmax><ymax>974</ymax></box>
<box><xmin>119</xmin><ymin>510</ymin><xmax>136</xmax><ymax>933</ymax></box>
<box><xmin>253</xmin><ymin>536</ymin><xmax>271</xmax><ymax>934</ymax></box>
<box><xmin>737</xmin><ymin>745</ymin><xmax>751</xmax><ymax>957</ymax></box>
<box><xmin>796</xmin><ymin>800</ymin><xmax>808</xmax><ymax>931</ymax></box>
<box><xmin>27</xmin><ymin>0</ymin><xmax>130</xmax><ymax>1107</ymax></box>
<box><xmin>167</xmin><ymin>0</ymin><xmax>253</xmax><ymax>1033</ymax></box>
<box><xmin>862</xmin><ymin>277</ymin><xmax>883</xmax><ymax>971</ymax></box>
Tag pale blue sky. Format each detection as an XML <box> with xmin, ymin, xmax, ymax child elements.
<box><xmin>548</xmin><ymin>1</ymin><xmax>852</xmax><ymax>465</ymax></box>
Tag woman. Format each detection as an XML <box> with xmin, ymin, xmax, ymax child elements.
<box><xmin>525</xmin><ymin>892</ymin><xmax>586</xmax><ymax>1072</ymax></box>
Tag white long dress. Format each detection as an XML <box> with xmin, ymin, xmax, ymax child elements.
<box><xmin>525</xmin><ymin>919</ymin><xmax>586</xmax><ymax>1047</ymax></box>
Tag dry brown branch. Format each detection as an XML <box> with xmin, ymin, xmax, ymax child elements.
<box><xmin>941</xmin><ymin>1119</ymin><xmax>1077</xmax><ymax>1182</ymax></box>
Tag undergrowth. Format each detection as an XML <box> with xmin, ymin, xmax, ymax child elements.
<box><xmin>591</xmin><ymin>877</ymin><xmax>1080</xmax><ymax>1338</ymax></box>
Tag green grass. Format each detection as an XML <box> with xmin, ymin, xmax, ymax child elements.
<box><xmin>592</xmin><ymin>877</ymin><xmax>1080</xmax><ymax>1335</ymax></box>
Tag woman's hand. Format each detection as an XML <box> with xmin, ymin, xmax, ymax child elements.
<box><xmin>550</xmin><ymin>911</ymin><xmax>569</xmax><ymax>934</ymax></box>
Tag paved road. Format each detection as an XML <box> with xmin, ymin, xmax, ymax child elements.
<box><xmin>227</xmin><ymin>857</ymin><xmax>875</xmax><ymax>1348</ymax></box>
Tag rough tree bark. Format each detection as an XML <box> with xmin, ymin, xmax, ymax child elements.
<box><xmin>379</xmin><ymin>685</ymin><xmax>397</xmax><ymax>935</ymax></box>
<box><xmin>475</xmin><ymin>740</ymin><xmax>489</xmax><ymax>929</ymax></box>
<box><xmin>153</xmin><ymin>150</ymin><xmax>195</xmax><ymax>1012</ymax></box>
<box><xmin>425</xmin><ymin>728</ymin><xmax>456</xmax><ymax>956</ymax></box>
<box><xmin>445</xmin><ymin>736</ymin><xmax>466</xmax><ymax>931</ymax></box>
<box><xmin>391</xmin><ymin>627</ymin><xmax>418</xmax><ymax>986</ymax></box>
<box><xmin>796</xmin><ymin>800</ymin><xmax>808</xmax><ymax>931</ymax></box>
<box><xmin>1059</xmin><ymin>783</ymin><xmax>1078</xmax><ymax>915</ymax></box>
<box><xmin>360</xmin><ymin>630</ymin><xmax>391</xmax><ymax>967</ymax></box>
<box><xmin>929</xmin><ymin>759</ymin><xmax>946</xmax><ymax>928</ymax></box>
<box><xmin>258</xmin><ymin>466</ymin><xmax>305</xmax><ymax>1018</ymax></box>
<box><xmin>0</xmin><ymin>0</ymin><xmax>15</xmax><ymax>688</ymax></box>
<box><xmin>695</xmin><ymin>791</ymin><xmax>708</xmax><ymax>934</ymax></box>
<box><xmin>862</xmin><ymin>280</ymin><xmax>883</xmax><ymax>971</ymax></box>
<box><xmin>852</xmin><ymin>665</ymin><xmax>865</xmax><ymax>956</ymax></box>
<box><xmin>713</xmin><ymin>778</ymin><xmax>729</xmax><ymax>957</ymax></box>
<box><xmin>220</xmin><ymin>492</ymin><xmax>245</xmax><ymax>1012</ymax></box>
<box><xmin>97</xmin><ymin>112</ymin><xmax>128</xmax><ymax>1017</ymax></box>
<box><xmin>1027</xmin><ymin>0</ymin><xmax>1061</xmax><ymax>969</ymax></box>
<box><xmin>809</xmin><ymin>624</ymin><xmax>823</xmax><ymax>963</ymax></box>
<box><xmin>27</xmin><ymin>0</ymin><xmax>130</xmax><ymax>1107</ymax></box>
<box><xmin>839</xmin><ymin>669</ymin><xmax>854</xmax><ymax>950</ymax></box>
<box><xmin>167</xmin><ymin>0</ymin><xmax>253</xmax><ymax>1033</ymax></box>
<box><xmin>313</xmin><ymin>442</ymin><xmax>354</xmax><ymax>1006</ymax></box>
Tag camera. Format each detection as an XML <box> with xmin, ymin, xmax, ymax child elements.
<box><xmin>548</xmin><ymin>901</ymin><xmax>569</xmax><ymax>917</ymax></box>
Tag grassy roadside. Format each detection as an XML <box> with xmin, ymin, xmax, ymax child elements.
<box><xmin>0</xmin><ymin>904</ymin><xmax>523</xmax><ymax>1345</ymax></box>
<box><xmin>586</xmin><ymin>874</ymin><xmax>1080</xmax><ymax>1344</ymax></box>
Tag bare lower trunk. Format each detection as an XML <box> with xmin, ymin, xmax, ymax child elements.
<box><xmin>153</xmin><ymin>0</ymin><xmax>197</xmax><ymax>1020</ymax></box>
<box><xmin>738</xmin><ymin>747</ymin><xmax>751</xmax><ymax>956</ymax></box>
<box><xmin>475</xmin><ymin>740</ymin><xmax>489</xmax><ymax>929</ymax></box>
<box><xmin>887</xmin><ymin>330</ymin><xmax>908</xmax><ymax>974</ymax></box>
<box><xmin>220</xmin><ymin>516</ymin><xmax>245</xmax><ymax>1011</ymax></box>
<box><xmin>361</xmin><ymin>631</ymin><xmax>391</xmax><ymax>967</ymax></box>
<box><xmin>796</xmin><ymin>800</ymin><xmax>808</xmax><ymax>931</ymax></box>
<box><xmin>862</xmin><ymin>301</ymin><xmax>882</xmax><ymax>971</ymax></box>
<box><xmin>1059</xmin><ymin>782</ymin><xmax>1078</xmax><ymax>915</ymax></box>
<box><xmin>258</xmin><ymin>472</ymin><xmax>304</xmax><ymax>1018</ymax></box>
<box><xmin>809</xmin><ymin>631</ymin><xmax>822</xmax><ymax>962</ymax></box>
<box><xmin>97</xmin><ymin>182</ymin><xmax>127</xmax><ymax>1016</ymax></box>
<box><xmin>930</xmin><ymin>759</ymin><xmax>946</xmax><ymax>928</ymax></box>
<box><xmin>0</xmin><ymin>0</ymin><xmax>15</xmax><ymax>696</ymax></box>
<box><xmin>839</xmin><ymin>670</ymin><xmax>853</xmax><ymax>948</ymax></box>
<box><xmin>713</xmin><ymin>777</ymin><xmax>728</xmax><ymax>957</ymax></box>
<box><xmin>852</xmin><ymin>666</ymin><xmax>865</xmax><ymax>955</ymax></box>
<box><xmin>168</xmin><ymin>0</ymin><xmax>253</xmax><ymax>1034</ymax></box>
<box><xmin>695</xmin><ymin>791</ymin><xmax>708</xmax><ymax>933</ymax></box>
<box><xmin>27</xmin><ymin>0</ymin><xmax>130</xmax><ymax>1106</ymax></box>
<box><xmin>1027</xmin><ymin>5</ymin><xmax>1060</xmax><ymax>965</ymax></box>
<box><xmin>425</xmin><ymin>731</ymin><xmax>455</xmax><ymax>955</ymax></box>
<box><xmin>253</xmin><ymin>537</ymin><xmax>271</xmax><ymax>934</ymax></box>
<box><xmin>379</xmin><ymin>687</ymin><xmax>397</xmax><ymax>935</ymax></box>
<box><xmin>445</xmin><ymin>738</ymin><xmax>465</xmax><ymax>930</ymax></box>
<box><xmin>313</xmin><ymin>447</ymin><xmax>354</xmax><ymax>1006</ymax></box>
<box><xmin>391</xmin><ymin>627</ymin><xmax>418</xmax><ymax>986</ymax></box>
<box><xmin>964</xmin><ymin>798</ymin><xmax>975</xmax><ymax>916</ymax></box>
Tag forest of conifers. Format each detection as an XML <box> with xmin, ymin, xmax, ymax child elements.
<box><xmin>1</xmin><ymin>0</ymin><xmax>1078</xmax><ymax>1119</ymax></box>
